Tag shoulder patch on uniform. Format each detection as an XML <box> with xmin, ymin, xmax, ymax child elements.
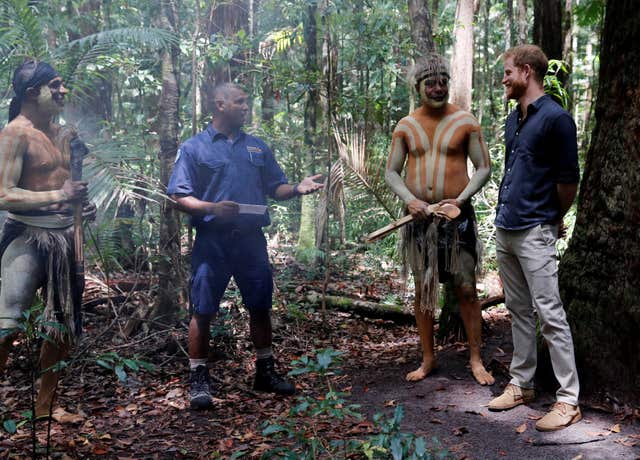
<box><xmin>247</xmin><ymin>146</ymin><xmax>263</xmax><ymax>153</ymax></box>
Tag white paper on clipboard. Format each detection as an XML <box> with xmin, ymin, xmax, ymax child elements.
<box><xmin>238</xmin><ymin>203</ymin><xmax>267</xmax><ymax>215</ymax></box>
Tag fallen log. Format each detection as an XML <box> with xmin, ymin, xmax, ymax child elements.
<box><xmin>305</xmin><ymin>291</ymin><xmax>414</xmax><ymax>325</ymax></box>
<box><xmin>303</xmin><ymin>291</ymin><xmax>505</xmax><ymax>325</ymax></box>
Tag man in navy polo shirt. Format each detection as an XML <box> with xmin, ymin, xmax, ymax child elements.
<box><xmin>487</xmin><ymin>45</ymin><xmax>581</xmax><ymax>431</ymax></box>
<box><xmin>168</xmin><ymin>83</ymin><xmax>323</xmax><ymax>409</ymax></box>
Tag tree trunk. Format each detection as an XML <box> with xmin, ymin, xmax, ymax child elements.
<box><xmin>504</xmin><ymin>0</ymin><xmax>513</xmax><ymax>51</ymax></box>
<box><xmin>201</xmin><ymin>0</ymin><xmax>250</xmax><ymax>115</ymax></box>
<box><xmin>559</xmin><ymin>0</ymin><xmax>640</xmax><ymax>403</ymax></box>
<box><xmin>449</xmin><ymin>0</ymin><xmax>475</xmax><ymax>111</ymax></box>
<box><xmin>407</xmin><ymin>0</ymin><xmax>435</xmax><ymax>58</ymax></box>
<box><xmin>296</xmin><ymin>1</ymin><xmax>320</xmax><ymax>263</ymax></box>
<box><xmin>516</xmin><ymin>0</ymin><xmax>528</xmax><ymax>44</ymax></box>
<box><xmin>154</xmin><ymin>0</ymin><xmax>182</xmax><ymax>323</ymax></box>
<box><xmin>533</xmin><ymin>0</ymin><xmax>563</xmax><ymax>60</ymax></box>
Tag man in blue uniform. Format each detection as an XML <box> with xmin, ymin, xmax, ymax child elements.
<box><xmin>168</xmin><ymin>83</ymin><xmax>323</xmax><ymax>409</ymax></box>
<box><xmin>488</xmin><ymin>45</ymin><xmax>581</xmax><ymax>431</ymax></box>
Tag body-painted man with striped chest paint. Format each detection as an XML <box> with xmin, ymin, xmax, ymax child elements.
<box><xmin>385</xmin><ymin>53</ymin><xmax>494</xmax><ymax>385</ymax></box>
<box><xmin>0</xmin><ymin>60</ymin><xmax>90</xmax><ymax>417</ymax></box>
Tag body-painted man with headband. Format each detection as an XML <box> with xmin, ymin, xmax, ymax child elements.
<box><xmin>385</xmin><ymin>53</ymin><xmax>495</xmax><ymax>385</ymax></box>
<box><xmin>0</xmin><ymin>60</ymin><xmax>90</xmax><ymax>416</ymax></box>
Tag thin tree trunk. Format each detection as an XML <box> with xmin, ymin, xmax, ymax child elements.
<box><xmin>560</xmin><ymin>0</ymin><xmax>640</xmax><ymax>403</ymax></box>
<box><xmin>449</xmin><ymin>0</ymin><xmax>475</xmax><ymax>111</ymax></box>
<box><xmin>296</xmin><ymin>1</ymin><xmax>319</xmax><ymax>262</ymax></box>
<box><xmin>154</xmin><ymin>0</ymin><xmax>182</xmax><ymax>322</ymax></box>
<box><xmin>505</xmin><ymin>0</ymin><xmax>513</xmax><ymax>50</ymax></box>
<box><xmin>516</xmin><ymin>0</ymin><xmax>528</xmax><ymax>44</ymax></box>
<box><xmin>408</xmin><ymin>0</ymin><xmax>435</xmax><ymax>58</ymax></box>
<box><xmin>431</xmin><ymin>0</ymin><xmax>440</xmax><ymax>36</ymax></box>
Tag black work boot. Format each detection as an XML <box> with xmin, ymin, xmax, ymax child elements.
<box><xmin>254</xmin><ymin>357</ymin><xmax>296</xmax><ymax>395</ymax></box>
<box><xmin>189</xmin><ymin>365</ymin><xmax>214</xmax><ymax>409</ymax></box>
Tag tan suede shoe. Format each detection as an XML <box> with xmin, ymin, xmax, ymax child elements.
<box><xmin>488</xmin><ymin>383</ymin><xmax>535</xmax><ymax>411</ymax></box>
<box><xmin>535</xmin><ymin>402</ymin><xmax>582</xmax><ymax>431</ymax></box>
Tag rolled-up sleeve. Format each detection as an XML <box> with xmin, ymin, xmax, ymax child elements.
<box><xmin>550</xmin><ymin>113</ymin><xmax>580</xmax><ymax>184</ymax></box>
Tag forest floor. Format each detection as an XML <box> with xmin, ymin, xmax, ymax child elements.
<box><xmin>1</xmin><ymin>242</ymin><xmax>639</xmax><ymax>459</ymax></box>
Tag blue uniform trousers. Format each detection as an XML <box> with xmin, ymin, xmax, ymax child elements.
<box><xmin>190</xmin><ymin>227</ymin><xmax>273</xmax><ymax>315</ymax></box>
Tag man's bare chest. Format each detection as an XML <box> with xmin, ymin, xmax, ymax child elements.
<box><xmin>23</xmin><ymin>130</ymin><xmax>68</xmax><ymax>173</ymax></box>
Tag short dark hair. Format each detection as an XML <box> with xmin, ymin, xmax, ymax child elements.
<box><xmin>211</xmin><ymin>82</ymin><xmax>245</xmax><ymax>114</ymax></box>
<box><xmin>503</xmin><ymin>45</ymin><xmax>548</xmax><ymax>84</ymax></box>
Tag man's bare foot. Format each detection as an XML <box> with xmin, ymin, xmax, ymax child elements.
<box><xmin>406</xmin><ymin>359</ymin><xmax>437</xmax><ymax>381</ymax></box>
<box><xmin>470</xmin><ymin>360</ymin><xmax>495</xmax><ymax>385</ymax></box>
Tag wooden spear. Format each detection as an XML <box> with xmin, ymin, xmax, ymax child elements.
<box><xmin>69</xmin><ymin>137</ymin><xmax>88</xmax><ymax>321</ymax></box>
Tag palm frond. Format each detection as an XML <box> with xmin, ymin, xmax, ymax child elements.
<box><xmin>332</xmin><ymin>117</ymin><xmax>400</xmax><ymax>219</ymax></box>
<box><xmin>83</xmin><ymin>137</ymin><xmax>167</xmax><ymax>213</ymax></box>
<box><xmin>0</xmin><ymin>0</ymin><xmax>47</xmax><ymax>60</ymax></box>
<box><xmin>54</xmin><ymin>27</ymin><xmax>178</xmax><ymax>59</ymax></box>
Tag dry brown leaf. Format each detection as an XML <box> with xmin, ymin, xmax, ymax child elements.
<box><xmin>92</xmin><ymin>445</ymin><xmax>109</xmax><ymax>455</ymax></box>
<box><xmin>52</xmin><ymin>408</ymin><xmax>85</xmax><ymax>424</ymax></box>
<box><xmin>614</xmin><ymin>438</ymin><xmax>639</xmax><ymax>447</ymax></box>
<box><xmin>515</xmin><ymin>423</ymin><xmax>527</xmax><ymax>434</ymax></box>
<box><xmin>611</xmin><ymin>424</ymin><xmax>621</xmax><ymax>433</ymax></box>
<box><xmin>453</xmin><ymin>426</ymin><xmax>469</xmax><ymax>436</ymax></box>
<box><xmin>430</xmin><ymin>419</ymin><xmax>443</xmax><ymax>424</ymax></box>
<box><xmin>383</xmin><ymin>399</ymin><xmax>397</xmax><ymax>407</ymax></box>
<box><xmin>570</xmin><ymin>455</ymin><xmax>583</xmax><ymax>460</ymax></box>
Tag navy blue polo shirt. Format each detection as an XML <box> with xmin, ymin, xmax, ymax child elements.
<box><xmin>495</xmin><ymin>95</ymin><xmax>580</xmax><ymax>230</ymax></box>
<box><xmin>167</xmin><ymin>124</ymin><xmax>288</xmax><ymax>230</ymax></box>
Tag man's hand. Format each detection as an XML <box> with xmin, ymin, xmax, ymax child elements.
<box><xmin>61</xmin><ymin>179</ymin><xmax>88</xmax><ymax>202</ymax></box>
<box><xmin>82</xmin><ymin>201</ymin><xmax>97</xmax><ymax>221</ymax></box>
<box><xmin>437</xmin><ymin>198</ymin><xmax>463</xmax><ymax>208</ymax></box>
<box><xmin>407</xmin><ymin>199</ymin><xmax>432</xmax><ymax>220</ymax></box>
<box><xmin>210</xmin><ymin>200</ymin><xmax>239</xmax><ymax>219</ymax></box>
<box><xmin>297</xmin><ymin>174</ymin><xmax>325</xmax><ymax>195</ymax></box>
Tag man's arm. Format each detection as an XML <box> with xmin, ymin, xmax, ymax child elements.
<box><xmin>272</xmin><ymin>174</ymin><xmax>324</xmax><ymax>201</ymax></box>
<box><xmin>0</xmin><ymin>129</ymin><xmax>86</xmax><ymax>210</ymax></box>
<box><xmin>385</xmin><ymin>125</ymin><xmax>432</xmax><ymax>219</ymax></box>
<box><xmin>451</xmin><ymin>130</ymin><xmax>491</xmax><ymax>206</ymax></box>
<box><xmin>171</xmin><ymin>195</ymin><xmax>239</xmax><ymax>219</ymax></box>
<box><xmin>556</xmin><ymin>183</ymin><xmax>578</xmax><ymax>219</ymax></box>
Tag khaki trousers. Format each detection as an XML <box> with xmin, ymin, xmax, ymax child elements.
<box><xmin>496</xmin><ymin>224</ymin><xmax>579</xmax><ymax>406</ymax></box>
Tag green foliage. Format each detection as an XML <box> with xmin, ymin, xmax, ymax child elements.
<box><xmin>574</xmin><ymin>0</ymin><xmax>605</xmax><ymax>27</ymax></box>
<box><xmin>94</xmin><ymin>351</ymin><xmax>154</xmax><ymax>382</ymax></box>
<box><xmin>544</xmin><ymin>60</ymin><xmax>571</xmax><ymax>109</ymax></box>
<box><xmin>259</xmin><ymin>349</ymin><xmax>449</xmax><ymax>459</ymax></box>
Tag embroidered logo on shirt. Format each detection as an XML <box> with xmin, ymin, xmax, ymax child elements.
<box><xmin>247</xmin><ymin>146</ymin><xmax>263</xmax><ymax>153</ymax></box>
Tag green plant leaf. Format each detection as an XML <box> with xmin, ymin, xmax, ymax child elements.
<box><xmin>96</xmin><ymin>359</ymin><xmax>113</xmax><ymax>370</ymax></box>
<box><xmin>262</xmin><ymin>424</ymin><xmax>288</xmax><ymax>436</ymax></box>
<box><xmin>3</xmin><ymin>419</ymin><xmax>17</xmax><ymax>434</ymax></box>
<box><xmin>123</xmin><ymin>359</ymin><xmax>140</xmax><ymax>371</ymax></box>
<box><xmin>114</xmin><ymin>365</ymin><xmax>127</xmax><ymax>382</ymax></box>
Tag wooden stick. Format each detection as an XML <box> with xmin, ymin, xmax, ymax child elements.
<box><xmin>365</xmin><ymin>214</ymin><xmax>414</xmax><ymax>242</ymax></box>
<box><xmin>365</xmin><ymin>203</ymin><xmax>461</xmax><ymax>243</ymax></box>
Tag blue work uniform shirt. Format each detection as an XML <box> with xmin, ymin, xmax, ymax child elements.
<box><xmin>167</xmin><ymin>124</ymin><xmax>288</xmax><ymax>230</ymax></box>
<box><xmin>495</xmin><ymin>95</ymin><xmax>580</xmax><ymax>230</ymax></box>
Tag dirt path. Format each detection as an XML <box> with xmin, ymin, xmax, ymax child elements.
<box><xmin>347</xmin><ymin>308</ymin><xmax>640</xmax><ymax>459</ymax></box>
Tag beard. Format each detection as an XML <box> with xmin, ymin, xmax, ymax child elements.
<box><xmin>506</xmin><ymin>78</ymin><xmax>527</xmax><ymax>100</ymax></box>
